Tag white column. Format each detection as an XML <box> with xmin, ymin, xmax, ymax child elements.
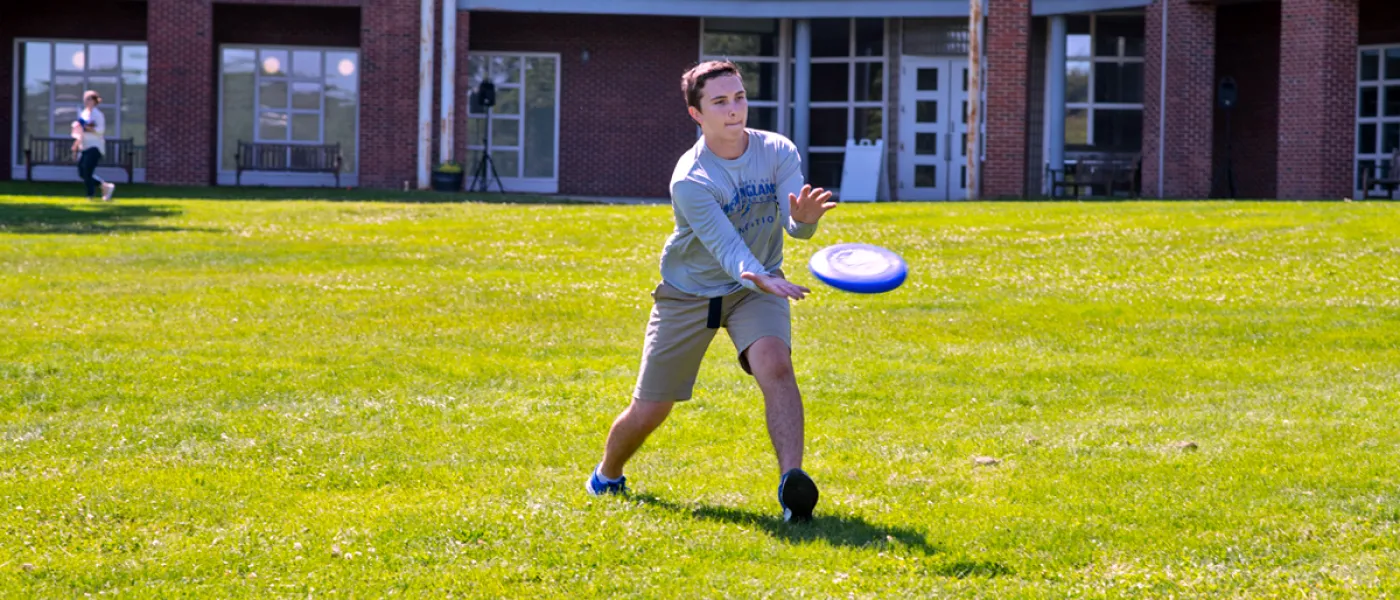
<box><xmin>1157</xmin><ymin>0</ymin><xmax>1169</xmax><ymax>198</ymax></box>
<box><xmin>416</xmin><ymin>0</ymin><xmax>435</xmax><ymax>189</ymax></box>
<box><xmin>440</xmin><ymin>1</ymin><xmax>457</xmax><ymax>164</ymax></box>
<box><xmin>1047</xmin><ymin>15</ymin><xmax>1068</xmax><ymax>180</ymax></box>
<box><xmin>793</xmin><ymin>19</ymin><xmax>812</xmax><ymax>178</ymax></box>
<box><xmin>778</xmin><ymin>19</ymin><xmax>791</xmax><ymax>136</ymax></box>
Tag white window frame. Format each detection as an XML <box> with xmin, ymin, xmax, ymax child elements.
<box><xmin>698</xmin><ymin>18</ymin><xmax>890</xmax><ymax>153</ymax></box>
<box><xmin>1355</xmin><ymin>44</ymin><xmax>1400</xmax><ymax>196</ymax></box>
<box><xmin>465</xmin><ymin>51</ymin><xmax>562</xmax><ymax>194</ymax></box>
<box><xmin>251</xmin><ymin>49</ymin><xmax>327</xmax><ymax>145</ymax></box>
<box><xmin>789</xmin><ymin>19</ymin><xmax>891</xmax><ymax>157</ymax></box>
<box><xmin>216</xmin><ymin>44</ymin><xmax>361</xmax><ymax>186</ymax></box>
<box><xmin>11</xmin><ymin>38</ymin><xmax>147</xmax><ymax>171</ymax></box>
<box><xmin>1064</xmin><ymin>13</ymin><xmax>1145</xmax><ymax>149</ymax></box>
<box><xmin>698</xmin><ymin>18</ymin><xmax>788</xmax><ymax>135</ymax></box>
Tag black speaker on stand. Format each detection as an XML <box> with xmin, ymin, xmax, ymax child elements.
<box><xmin>1218</xmin><ymin>76</ymin><xmax>1238</xmax><ymax>199</ymax></box>
<box><xmin>469</xmin><ymin>80</ymin><xmax>506</xmax><ymax>193</ymax></box>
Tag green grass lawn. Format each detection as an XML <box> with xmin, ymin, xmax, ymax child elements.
<box><xmin>2</xmin><ymin>184</ymin><xmax>1399</xmax><ymax>597</ymax></box>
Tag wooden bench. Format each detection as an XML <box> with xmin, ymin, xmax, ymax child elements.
<box><xmin>1049</xmin><ymin>152</ymin><xmax>1141</xmax><ymax>199</ymax></box>
<box><xmin>1047</xmin><ymin>164</ymin><xmax>1092</xmax><ymax>198</ymax></box>
<box><xmin>235</xmin><ymin>141</ymin><xmax>343</xmax><ymax>186</ymax></box>
<box><xmin>24</xmin><ymin>136</ymin><xmax>136</xmax><ymax>183</ymax></box>
<box><xmin>1361</xmin><ymin>148</ymin><xmax>1400</xmax><ymax>199</ymax></box>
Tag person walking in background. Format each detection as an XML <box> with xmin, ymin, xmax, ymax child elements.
<box><xmin>74</xmin><ymin>90</ymin><xmax>116</xmax><ymax>202</ymax></box>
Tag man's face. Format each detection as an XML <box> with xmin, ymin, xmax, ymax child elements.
<box><xmin>689</xmin><ymin>74</ymin><xmax>747</xmax><ymax>138</ymax></box>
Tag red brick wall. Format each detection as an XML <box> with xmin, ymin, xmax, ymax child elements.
<box><xmin>359</xmin><ymin>0</ymin><xmax>423</xmax><ymax>189</ymax></box>
<box><xmin>0</xmin><ymin>1</ymin><xmax>147</xmax><ymax>40</ymax></box>
<box><xmin>0</xmin><ymin>1</ymin><xmax>147</xmax><ymax>180</ymax></box>
<box><xmin>1277</xmin><ymin>0</ymin><xmax>1356</xmax><ymax>200</ymax></box>
<box><xmin>214</xmin><ymin>4</ymin><xmax>360</xmax><ymax>47</ymax></box>
<box><xmin>147</xmin><ymin>0</ymin><xmax>216</xmax><ymax>186</ymax></box>
<box><xmin>469</xmin><ymin>12</ymin><xmax>701</xmax><ymax>198</ymax></box>
<box><xmin>1359</xmin><ymin>0</ymin><xmax>1400</xmax><ymax>45</ymax></box>
<box><xmin>1213</xmin><ymin>2</ymin><xmax>1279</xmax><ymax>199</ymax></box>
<box><xmin>984</xmin><ymin>0</ymin><xmax>1032</xmax><ymax>199</ymax></box>
<box><xmin>1144</xmin><ymin>0</ymin><xmax>1216</xmax><ymax>199</ymax></box>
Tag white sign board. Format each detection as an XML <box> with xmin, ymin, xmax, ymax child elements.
<box><xmin>839</xmin><ymin>138</ymin><xmax>885</xmax><ymax>202</ymax></box>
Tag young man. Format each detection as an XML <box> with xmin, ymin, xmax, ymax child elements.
<box><xmin>587</xmin><ymin>61</ymin><xmax>837</xmax><ymax>523</ymax></box>
<box><xmin>74</xmin><ymin>90</ymin><xmax>116</xmax><ymax>202</ymax></box>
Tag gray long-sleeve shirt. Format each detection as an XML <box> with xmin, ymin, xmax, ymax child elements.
<box><xmin>659</xmin><ymin>129</ymin><xmax>818</xmax><ymax>297</ymax></box>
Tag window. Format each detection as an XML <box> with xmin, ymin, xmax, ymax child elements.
<box><xmin>698</xmin><ymin>18</ymin><xmax>888</xmax><ymax>190</ymax></box>
<box><xmin>1357</xmin><ymin>46</ymin><xmax>1400</xmax><ymax>192</ymax></box>
<box><xmin>790</xmin><ymin>18</ymin><xmax>887</xmax><ymax>189</ymax></box>
<box><xmin>1065</xmin><ymin>14</ymin><xmax>1144</xmax><ymax>152</ymax></box>
<box><xmin>219</xmin><ymin>46</ymin><xmax>358</xmax><ymax>177</ymax></box>
<box><xmin>466</xmin><ymin>53</ymin><xmax>560</xmax><ymax>191</ymax></box>
<box><xmin>13</xmin><ymin>40</ymin><xmax>148</xmax><ymax>167</ymax></box>
<box><xmin>701</xmin><ymin>18</ymin><xmax>783</xmax><ymax>134</ymax></box>
<box><xmin>901</xmin><ymin>19</ymin><xmax>970</xmax><ymax>57</ymax></box>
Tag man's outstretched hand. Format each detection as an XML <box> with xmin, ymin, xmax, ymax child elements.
<box><xmin>741</xmin><ymin>272</ymin><xmax>811</xmax><ymax>300</ymax></box>
<box><xmin>790</xmin><ymin>184</ymin><xmax>837</xmax><ymax>225</ymax></box>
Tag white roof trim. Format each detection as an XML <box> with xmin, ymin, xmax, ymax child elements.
<box><xmin>457</xmin><ymin>0</ymin><xmax>975</xmax><ymax>18</ymax></box>
<box><xmin>1034</xmin><ymin>0</ymin><xmax>1151</xmax><ymax>16</ymax></box>
<box><xmin>458</xmin><ymin>0</ymin><xmax>1151</xmax><ymax>18</ymax></box>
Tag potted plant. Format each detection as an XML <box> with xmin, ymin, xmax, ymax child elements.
<box><xmin>431</xmin><ymin>161</ymin><xmax>465</xmax><ymax>192</ymax></box>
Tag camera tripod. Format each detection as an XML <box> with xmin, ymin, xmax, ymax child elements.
<box><xmin>469</xmin><ymin>106</ymin><xmax>506</xmax><ymax>194</ymax></box>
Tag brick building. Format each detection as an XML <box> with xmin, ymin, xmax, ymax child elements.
<box><xmin>0</xmin><ymin>0</ymin><xmax>1390</xmax><ymax>199</ymax></box>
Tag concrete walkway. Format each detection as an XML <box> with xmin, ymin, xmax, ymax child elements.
<box><xmin>553</xmin><ymin>195</ymin><xmax>668</xmax><ymax>205</ymax></box>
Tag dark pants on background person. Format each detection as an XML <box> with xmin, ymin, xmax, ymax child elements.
<box><xmin>77</xmin><ymin>147</ymin><xmax>105</xmax><ymax>198</ymax></box>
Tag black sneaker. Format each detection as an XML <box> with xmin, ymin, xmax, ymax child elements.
<box><xmin>778</xmin><ymin>468</ymin><xmax>819</xmax><ymax>523</ymax></box>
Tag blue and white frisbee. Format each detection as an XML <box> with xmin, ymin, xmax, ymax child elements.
<box><xmin>808</xmin><ymin>243</ymin><xmax>908</xmax><ymax>294</ymax></box>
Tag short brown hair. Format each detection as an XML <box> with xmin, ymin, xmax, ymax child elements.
<box><xmin>682</xmin><ymin>61</ymin><xmax>742</xmax><ymax>111</ymax></box>
<box><xmin>83</xmin><ymin>90</ymin><xmax>101</xmax><ymax>104</ymax></box>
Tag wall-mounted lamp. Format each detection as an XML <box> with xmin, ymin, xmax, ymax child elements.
<box><xmin>581</xmin><ymin>49</ymin><xmax>590</xmax><ymax>64</ymax></box>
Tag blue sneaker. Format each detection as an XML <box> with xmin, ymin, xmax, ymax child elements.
<box><xmin>779</xmin><ymin>468</ymin><xmax>819</xmax><ymax>523</ymax></box>
<box><xmin>586</xmin><ymin>468</ymin><xmax>628</xmax><ymax>496</ymax></box>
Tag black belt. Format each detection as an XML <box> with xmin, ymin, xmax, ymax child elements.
<box><xmin>707</xmin><ymin>297</ymin><xmax>722</xmax><ymax>329</ymax></box>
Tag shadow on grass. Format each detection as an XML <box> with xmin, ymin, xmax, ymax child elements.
<box><xmin>632</xmin><ymin>493</ymin><xmax>1011</xmax><ymax>577</ymax></box>
<box><xmin>0</xmin><ymin>202</ymin><xmax>208</xmax><ymax>235</ymax></box>
<box><xmin>635</xmin><ymin>492</ymin><xmax>938</xmax><ymax>551</ymax></box>
<box><xmin>0</xmin><ymin>180</ymin><xmax>602</xmax><ymax>205</ymax></box>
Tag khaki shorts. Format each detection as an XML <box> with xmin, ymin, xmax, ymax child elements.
<box><xmin>633</xmin><ymin>277</ymin><xmax>792</xmax><ymax>402</ymax></box>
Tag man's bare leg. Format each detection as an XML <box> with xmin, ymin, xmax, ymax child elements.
<box><xmin>745</xmin><ymin>336</ymin><xmax>803</xmax><ymax>473</ymax></box>
<box><xmin>598</xmin><ymin>399</ymin><xmax>674</xmax><ymax>479</ymax></box>
<box><xmin>745</xmin><ymin>336</ymin><xmax>818</xmax><ymax>521</ymax></box>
